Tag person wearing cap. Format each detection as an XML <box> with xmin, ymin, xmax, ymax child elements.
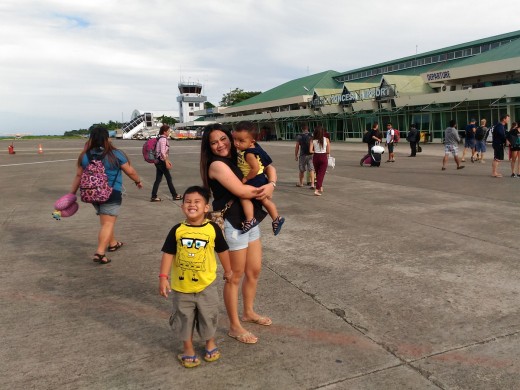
<box><xmin>406</xmin><ymin>123</ymin><xmax>419</xmax><ymax>157</ymax></box>
<box><xmin>462</xmin><ymin>118</ymin><xmax>477</xmax><ymax>162</ymax></box>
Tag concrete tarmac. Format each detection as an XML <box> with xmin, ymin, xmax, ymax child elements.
<box><xmin>1</xmin><ymin>138</ymin><xmax>519</xmax><ymax>390</ymax></box>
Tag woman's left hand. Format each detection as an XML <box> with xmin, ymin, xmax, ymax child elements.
<box><xmin>256</xmin><ymin>182</ymin><xmax>275</xmax><ymax>200</ymax></box>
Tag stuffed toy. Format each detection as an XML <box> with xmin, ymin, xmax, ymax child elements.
<box><xmin>52</xmin><ymin>193</ymin><xmax>79</xmax><ymax>220</ymax></box>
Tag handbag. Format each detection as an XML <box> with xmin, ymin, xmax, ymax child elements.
<box><xmin>417</xmin><ymin>145</ymin><xmax>422</xmax><ymax>153</ymax></box>
<box><xmin>327</xmin><ymin>156</ymin><xmax>336</xmax><ymax>169</ymax></box>
<box><xmin>208</xmin><ymin>200</ymin><xmax>233</xmax><ymax>236</ymax></box>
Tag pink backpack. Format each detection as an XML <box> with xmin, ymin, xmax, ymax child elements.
<box><xmin>79</xmin><ymin>152</ymin><xmax>115</xmax><ymax>203</ymax></box>
<box><xmin>142</xmin><ymin>137</ymin><xmax>159</xmax><ymax>163</ymax></box>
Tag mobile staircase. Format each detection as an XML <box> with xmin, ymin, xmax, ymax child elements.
<box><xmin>121</xmin><ymin>113</ymin><xmax>153</xmax><ymax>139</ymax></box>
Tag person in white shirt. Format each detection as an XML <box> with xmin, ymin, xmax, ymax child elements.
<box><xmin>385</xmin><ymin>123</ymin><xmax>396</xmax><ymax>162</ymax></box>
<box><xmin>309</xmin><ymin>126</ymin><xmax>330</xmax><ymax>196</ymax></box>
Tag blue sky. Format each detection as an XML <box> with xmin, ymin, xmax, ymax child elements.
<box><xmin>0</xmin><ymin>0</ymin><xmax>517</xmax><ymax>135</ymax></box>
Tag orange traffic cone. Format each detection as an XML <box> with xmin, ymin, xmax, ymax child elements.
<box><xmin>38</xmin><ymin>144</ymin><xmax>43</xmax><ymax>154</ymax></box>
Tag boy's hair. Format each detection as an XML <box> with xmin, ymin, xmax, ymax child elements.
<box><xmin>183</xmin><ymin>186</ymin><xmax>210</xmax><ymax>204</ymax></box>
<box><xmin>235</xmin><ymin>121</ymin><xmax>257</xmax><ymax>137</ymax></box>
<box><xmin>449</xmin><ymin>119</ymin><xmax>457</xmax><ymax>127</ymax></box>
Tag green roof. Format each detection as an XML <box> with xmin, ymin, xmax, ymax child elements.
<box><xmin>231</xmin><ymin>70</ymin><xmax>342</xmax><ymax>107</ymax></box>
<box><xmin>447</xmin><ymin>37</ymin><xmax>520</xmax><ymax>68</ymax></box>
<box><xmin>336</xmin><ymin>30</ymin><xmax>520</xmax><ymax>77</ymax></box>
<box><xmin>226</xmin><ymin>31</ymin><xmax>520</xmax><ymax>110</ymax></box>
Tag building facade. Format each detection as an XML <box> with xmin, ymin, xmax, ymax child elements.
<box><xmin>199</xmin><ymin>30</ymin><xmax>520</xmax><ymax>142</ymax></box>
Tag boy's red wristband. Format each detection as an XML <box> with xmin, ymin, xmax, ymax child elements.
<box><xmin>159</xmin><ymin>274</ymin><xmax>169</xmax><ymax>279</ymax></box>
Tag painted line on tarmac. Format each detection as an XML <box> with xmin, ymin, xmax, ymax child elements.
<box><xmin>0</xmin><ymin>159</ymin><xmax>77</xmax><ymax>167</ymax></box>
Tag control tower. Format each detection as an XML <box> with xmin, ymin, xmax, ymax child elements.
<box><xmin>176</xmin><ymin>81</ymin><xmax>207</xmax><ymax>123</ymax></box>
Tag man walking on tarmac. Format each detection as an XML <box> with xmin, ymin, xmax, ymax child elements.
<box><xmin>461</xmin><ymin>118</ymin><xmax>477</xmax><ymax>162</ymax></box>
<box><xmin>442</xmin><ymin>120</ymin><xmax>465</xmax><ymax>171</ymax></box>
<box><xmin>385</xmin><ymin>123</ymin><xmax>396</xmax><ymax>162</ymax></box>
<box><xmin>295</xmin><ymin>124</ymin><xmax>315</xmax><ymax>188</ymax></box>
<box><xmin>491</xmin><ymin>114</ymin><xmax>510</xmax><ymax>178</ymax></box>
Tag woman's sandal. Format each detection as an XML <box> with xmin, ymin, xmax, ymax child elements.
<box><xmin>150</xmin><ymin>197</ymin><xmax>162</xmax><ymax>202</ymax></box>
<box><xmin>172</xmin><ymin>194</ymin><xmax>183</xmax><ymax>201</ymax></box>
<box><xmin>92</xmin><ymin>253</ymin><xmax>111</xmax><ymax>264</ymax></box>
<box><xmin>108</xmin><ymin>242</ymin><xmax>124</xmax><ymax>252</ymax></box>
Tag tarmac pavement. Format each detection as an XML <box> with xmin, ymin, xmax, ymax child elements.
<box><xmin>1</xmin><ymin>138</ymin><xmax>520</xmax><ymax>389</ymax></box>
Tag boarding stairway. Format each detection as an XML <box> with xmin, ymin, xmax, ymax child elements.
<box><xmin>121</xmin><ymin>113</ymin><xmax>153</xmax><ymax>139</ymax></box>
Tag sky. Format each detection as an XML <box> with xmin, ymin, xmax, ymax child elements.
<box><xmin>1</xmin><ymin>0</ymin><xmax>518</xmax><ymax>135</ymax></box>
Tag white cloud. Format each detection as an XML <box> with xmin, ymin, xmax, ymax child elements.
<box><xmin>0</xmin><ymin>0</ymin><xmax>517</xmax><ymax>134</ymax></box>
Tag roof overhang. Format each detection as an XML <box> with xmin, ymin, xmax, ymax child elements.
<box><xmin>224</xmin><ymin>95</ymin><xmax>312</xmax><ymax>114</ymax></box>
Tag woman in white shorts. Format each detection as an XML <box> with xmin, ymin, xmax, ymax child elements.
<box><xmin>200</xmin><ymin>124</ymin><xmax>277</xmax><ymax>344</ymax></box>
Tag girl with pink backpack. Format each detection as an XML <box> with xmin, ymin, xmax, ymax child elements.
<box><xmin>69</xmin><ymin>126</ymin><xmax>143</xmax><ymax>264</ymax></box>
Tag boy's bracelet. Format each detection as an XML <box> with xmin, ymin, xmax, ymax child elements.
<box><xmin>158</xmin><ymin>274</ymin><xmax>169</xmax><ymax>279</ymax></box>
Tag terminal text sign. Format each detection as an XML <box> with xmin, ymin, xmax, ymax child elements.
<box><xmin>426</xmin><ymin>70</ymin><xmax>451</xmax><ymax>82</ymax></box>
<box><xmin>311</xmin><ymin>85</ymin><xmax>394</xmax><ymax>107</ymax></box>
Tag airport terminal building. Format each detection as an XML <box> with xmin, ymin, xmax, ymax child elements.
<box><xmin>198</xmin><ymin>30</ymin><xmax>520</xmax><ymax>142</ymax></box>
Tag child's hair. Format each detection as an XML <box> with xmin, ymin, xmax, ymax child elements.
<box><xmin>183</xmin><ymin>185</ymin><xmax>210</xmax><ymax>204</ymax></box>
<box><xmin>235</xmin><ymin>121</ymin><xmax>258</xmax><ymax>138</ymax></box>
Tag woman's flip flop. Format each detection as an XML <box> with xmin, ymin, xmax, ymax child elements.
<box><xmin>242</xmin><ymin>316</ymin><xmax>273</xmax><ymax>326</ymax></box>
<box><xmin>227</xmin><ymin>332</ymin><xmax>258</xmax><ymax>344</ymax></box>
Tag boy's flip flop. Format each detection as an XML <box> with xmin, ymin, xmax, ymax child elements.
<box><xmin>177</xmin><ymin>354</ymin><xmax>200</xmax><ymax>368</ymax></box>
<box><xmin>204</xmin><ymin>348</ymin><xmax>220</xmax><ymax>362</ymax></box>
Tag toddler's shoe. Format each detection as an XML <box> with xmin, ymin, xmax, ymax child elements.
<box><xmin>242</xmin><ymin>218</ymin><xmax>258</xmax><ymax>233</ymax></box>
<box><xmin>272</xmin><ymin>216</ymin><xmax>285</xmax><ymax>236</ymax></box>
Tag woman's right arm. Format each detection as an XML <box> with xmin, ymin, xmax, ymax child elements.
<box><xmin>209</xmin><ymin>161</ymin><xmax>259</xmax><ymax>199</ymax></box>
<box><xmin>70</xmin><ymin>165</ymin><xmax>83</xmax><ymax>194</ymax></box>
<box><xmin>121</xmin><ymin>162</ymin><xmax>143</xmax><ymax>189</ymax></box>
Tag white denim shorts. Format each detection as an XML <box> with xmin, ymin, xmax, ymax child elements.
<box><xmin>224</xmin><ymin>219</ymin><xmax>260</xmax><ymax>251</ymax></box>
